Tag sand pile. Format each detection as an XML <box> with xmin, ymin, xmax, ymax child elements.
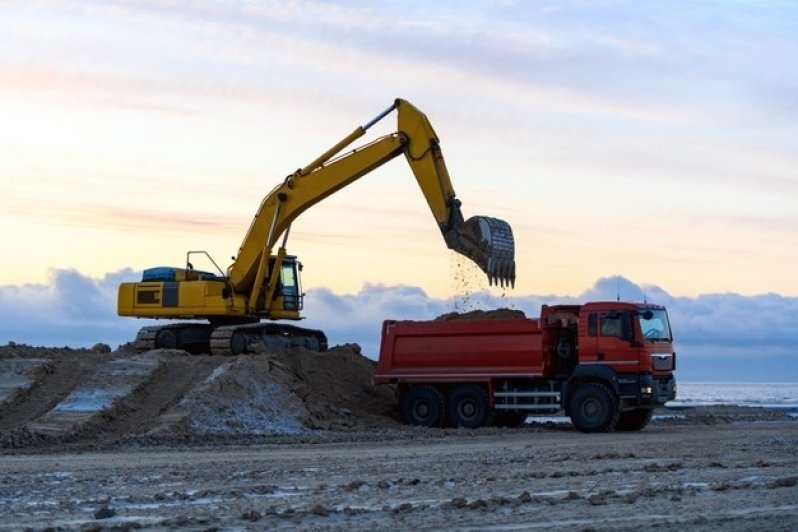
<box><xmin>155</xmin><ymin>344</ymin><xmax>399</xmax><ymax>441</ymax></box>
<box><xmin>435</xmin><ymin>308</ymin><xmax>526</xmax><ymax>321</ymax></box>
<box><xmin>0</xmin><ymin>342</ymin><xmax>398</xmax><ymax>447</ymax></box>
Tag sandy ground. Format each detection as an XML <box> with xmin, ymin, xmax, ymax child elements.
<box><xmin>2</xmin><ymin>420</ymin><xmax>797</xmax><ymax>531</ymax></box>
<box><xmin>1</xmin><ymin>343</ymin><xmax>797</xmax><ymax>530</ymax></box>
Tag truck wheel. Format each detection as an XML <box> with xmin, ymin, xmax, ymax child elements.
<box><xmin>401</xmin><ymin>386</ymin><xmax>445</xmax><ymax>427</ymax></box>
<box><xmin>616</xmin><ymin>408</ymin><xmax>653</xmax><ymax>431</ymax></box>
<box><xmin>569</xmin><ymin>382</ymin><xmax>619</xmax><ymax>433</ymax></box>
<box><xmin>447</xmin><ymin>385</ymin><xmax>490</xmax><ymax>428</ymax></box>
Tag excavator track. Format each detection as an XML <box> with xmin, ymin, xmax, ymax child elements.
<box><xmin>133</xmin><ymin>323</ymin><xmax>328</xmax><ymax>356</ymax></box>
<box><xmin>209</xmin><ymin>323</ymin><xmax>328</xmax><ymax>356</ymax></box>
<box><xmin>133</xmin><ymin>324</ymin><xmax>213</xmax><ymax>354</ymax></box>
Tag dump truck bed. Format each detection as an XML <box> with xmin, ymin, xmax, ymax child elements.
<box><xmin>373</xmin><ymin>318</ymin><xmax>545</xmax><ymax>384</ymax></box>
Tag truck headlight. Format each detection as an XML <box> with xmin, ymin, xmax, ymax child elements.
<box><xmin>641</xmin><ymin>386</ymin><xmax>653</xmax><ymax>396</ymax></box>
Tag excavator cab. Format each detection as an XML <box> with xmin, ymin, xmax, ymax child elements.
<box><xmin>275</xmin><ymin>256</ymin><xmax>303</xmax><ymax>312</ymax></box>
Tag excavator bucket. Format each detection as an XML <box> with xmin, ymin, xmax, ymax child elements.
<box><xmin>450</xmin><ymin>216</ymin><xmax>516</xmax><ymax>288</ymax></box>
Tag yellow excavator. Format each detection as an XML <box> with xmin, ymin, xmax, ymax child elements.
<box><xmin>118</xmin><ymin>99</ymin><xmax>515</xmax><ymax>355</ymax></box>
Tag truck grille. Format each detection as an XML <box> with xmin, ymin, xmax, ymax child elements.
<box><xmin>652</xmin><ymin>353</ymin><xmax>674</xmax><ymax>371</ymax></box>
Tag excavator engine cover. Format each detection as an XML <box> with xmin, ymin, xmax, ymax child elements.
<box><xmin>457</xmin><ymin>216</ymin><xmax>516</xmax><ymax>287</ymax></box>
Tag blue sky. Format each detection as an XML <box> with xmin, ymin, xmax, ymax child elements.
<box><xmin>1</xmin><ymin>1</ymin><xmax>796</xmax><ymax>381</ymax></box>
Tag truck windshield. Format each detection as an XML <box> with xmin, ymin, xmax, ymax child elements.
<box><xmin>639</xmin><ymin>308</ymin><xmax>672</xmax><ymax>341</ymax></box>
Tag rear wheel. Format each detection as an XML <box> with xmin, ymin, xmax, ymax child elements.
<box><xmin>569</xmin><ymin>382</ymin><xmax>619</xmax><ymax>433</ymax></box>
<box><xmin>447</xmin><ymin>385</ymin><xmax>490</xmax><ymax>428</ymax></box>
<box><xmin>401</xmin><ymin>386</ymin><xmax>445</xmax><ymax>427</ymax></box>
<box><xmin>616</xmin><ymin>408</ymin><xmax>653</xmax><ymax>431</ymax></box>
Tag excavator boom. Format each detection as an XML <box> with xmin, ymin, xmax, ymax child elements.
<box><xmin>118</xmin><ymin>99</ymin><xmax>515</xmax><ymax>355</ymax></box>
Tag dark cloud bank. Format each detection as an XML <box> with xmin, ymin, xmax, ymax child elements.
<box><xmin>1</xmin><ymin>270</ymin><xmax>795</xmax><ymax>383</ymax></box>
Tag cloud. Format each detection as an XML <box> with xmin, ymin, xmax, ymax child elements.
<box><xmin>0</xmin><ymin>269</ymin><xmax>158</xmax><ymax>348</ymax></box>
<box><xmin>1</xmin><ymin>270</ymin><xmax>796</xmax><ymax>382</ymax></box>
<box><xmin>302</xmin><ymin>283</ymin><xmax>464</xmax><ymax>356</ymax></box>
<box><xmin>9</xmin><ymin>0</ymin><xmax>792</xmax><ymax>127</ymax></box>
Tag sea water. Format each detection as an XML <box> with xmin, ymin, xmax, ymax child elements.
<box><xmin>525</xmin><ymin>382</ymin><xmax>798</xmax><ymax>425</ymax></box>
<box><xmin>668</xmin><ymin>381</ymin><xmax>798</xmax><ymax>410</ymax></box>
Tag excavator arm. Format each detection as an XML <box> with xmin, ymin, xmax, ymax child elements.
<box><xmin>229</xmin><ymin>99</ymin><xmax>515</xmax><ymax>313</ymax></box>
<box><xmin>396</xmin><ymin>100</ymin><xmax>515</xmax><ymax>287</ymax></box>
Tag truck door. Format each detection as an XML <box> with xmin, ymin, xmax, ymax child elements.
<box><xmin>581</xmin><ymin>311</ymin><xmax>636</xmax><ymax>362</ymax></box>
<box><xmin>580</xmin><ymin>312</ymin><xmax>600</xmax><ymax>362</ymax></box>
<box><xmin>596</xmin><ymin>311</ymin><xmax>635</xmax><ymax>365</ymax></box>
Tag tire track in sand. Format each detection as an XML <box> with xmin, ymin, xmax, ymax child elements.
<box><xmin>87</xmin><ymin>353</ymin><xmax>227</xmax><ymax>444</ymax></box>
<box><xmin>0</xmin><ymin>351</ymin><xmax>111</xmax><ymax>432</ymax></box>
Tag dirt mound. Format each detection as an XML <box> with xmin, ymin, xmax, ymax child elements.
<box><xmin>265</xmin><ymin>344</ymin><xmax>399</xmax><ymax>430</ymax></box>
<box><xmin>149</xmin><ymin>345</ymin><xmax>399</xmax><ymax>442</ymax></box>
<box><xmin>0</xmin><ymin>342</ymin><xmax>397</xmax><ymax>448</ymax></box>
<box><xmin>435</xmin><ymin>308</ymin><xmax>526</xmax><ymax>321</ymax></box>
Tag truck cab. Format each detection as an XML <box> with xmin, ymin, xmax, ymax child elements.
<box><xmin>545</xmin><ymin>302</ymin><xmax>676</xmax><ymax>430</ymax></box>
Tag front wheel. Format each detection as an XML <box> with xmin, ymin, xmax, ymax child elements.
<box><xmin>616</xmin><ymin>408</ymin><xmax>653</xmax><ymax>431</ymax></box>
<box><xmin>569</xmin><ymin>382</ymin><xmax>619</xmax><ymax>433</ymax></box>
<box><xmin>401</xmin><ymin>386</ymin><xmax>445</xmax><ymax>427</ymax></box>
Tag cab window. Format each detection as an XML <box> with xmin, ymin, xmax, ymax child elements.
<box><xmin>279</xmin><ymin>261</ymin><xmax>302</xmax><ymax>310</ymax></box>
<box><xmin>587</xmin><ymin>313</ymin><xmax>598</xmax><ymax>337</ymax></box>
<box><xmin>600</xmin><ymin>312</ymin><xmax>633</xmax><ymax>340</ymax></box>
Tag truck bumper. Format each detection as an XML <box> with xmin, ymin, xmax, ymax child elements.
<box><xmin>619</xmin><ymin>374</ymin><xmax>676</xmax><ymax>408</ymax></box>
<box><xmin>639</xmin><ymin>374</ymin><xmax>676</xmax><ymax>405</ymax></box>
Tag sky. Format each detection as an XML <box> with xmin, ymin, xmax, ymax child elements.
<box><xmin>1</xmin><ymin>1</ymin><xmax>796</xmax><ymax>382</ymax></box>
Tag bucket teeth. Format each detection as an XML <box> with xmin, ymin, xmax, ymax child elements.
<box><xmin>452</xmin><ymin>216</ymin><xmax>516</xmax><ymax>288</ymax></box>
<box><xmin>488</xmin><ymin>257</ymin><xmax>516</xmax><ymax>288</ymax></box>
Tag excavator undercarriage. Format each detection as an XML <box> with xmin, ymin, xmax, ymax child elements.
<box><xmin>132</xmin><ymin>322</ymin><xmax>328</xmax><ymax>356</ymax></box>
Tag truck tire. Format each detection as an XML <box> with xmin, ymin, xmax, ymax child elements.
<box><xmin>569</xmin><ymin>382</ymin><xmax>619</xmax><ymax>433</ymax></box>
<box><xmin>616</xmin><ymin>408</ymin><xmax>653</xmax><ymax>431</ymax></box>
<box><xmin>401</xmin><ymin>386</ymin><xmax>445</xmax><ymax>427</ymax></box>
<box><xmin>447</xmin><ymin>385</ymin><xmax>490</xmax><ymax>428</ymax></box>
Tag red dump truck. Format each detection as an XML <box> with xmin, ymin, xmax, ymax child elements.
<box><xmin>374</xmin><ymin>301</ymin><xmax>676</xmax><ymax>433</ymax></box>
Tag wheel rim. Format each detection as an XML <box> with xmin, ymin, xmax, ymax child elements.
<box><xmin>458</xmin><ymin>399</ymin><xmax>478</xmax><ymax>421</ymax></box>
<box><xmin>582</xmin><ymin>397</ymin><xmax>603</xmax><ymax>422</ymax></box>
<box><xmin>414</xmin><ymin>401</ymin><xmax>431</xmax><ymax>421</ymax></box>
